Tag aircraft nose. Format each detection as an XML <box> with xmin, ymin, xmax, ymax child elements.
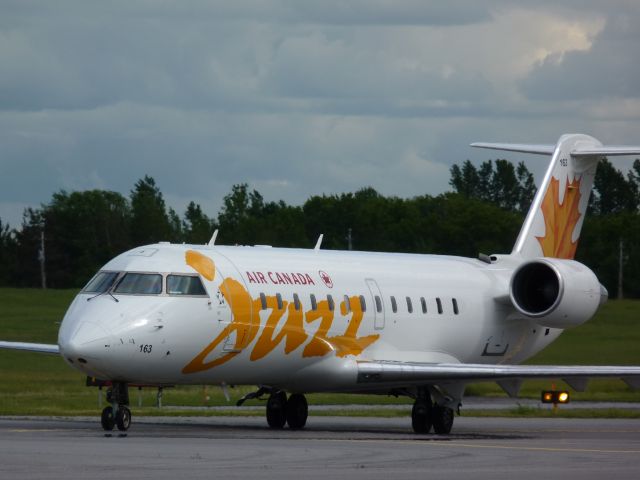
<box><xmin>59</xmin><ymin>321</ymin><xmax>113</xmax><ymax>366</ymax></box>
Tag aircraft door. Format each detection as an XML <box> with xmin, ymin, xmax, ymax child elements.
<box><xmin>365</xmin><ymin>278</ymin><xmax>385</xmax><ymax>330</ymax></box>
<box><xmin>214</xmin><ymin>252</ymin><xmax>255</xmax><ymax>353</ymax></box>
<box><xmin>186</xmin><ymin>250</ymin><xmax>253</xmax><ymax>359</ymax></box>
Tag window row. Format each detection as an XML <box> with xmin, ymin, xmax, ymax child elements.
<box><xmin>258</xmin><ymin>293</ymin><xmax>367</xmax><ymax>313</ymax></box>
<box><xmin>256</xmin><ymin>292</ymin><xmax>460</xmax><ymax>316</ymax></box>
<box><xmin>385</xmin><ymin>295</ymin><xmax>459</xmax><ymax>315</ymax></box>
<box><xmin>83</xmin><ymin>271</ymin><xmax>208</xmax><ymax>296</ymax></box>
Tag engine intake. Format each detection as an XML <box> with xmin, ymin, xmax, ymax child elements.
<box><xmin>509</xmin><ymin>258</ymin><xmax>602</xmax><ymax>328</ymax></box>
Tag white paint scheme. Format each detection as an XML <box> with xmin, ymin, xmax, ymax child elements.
<box><xmin>3</xmin><ymin>133</ymin><xmax>640</xmax><ymax>431</ymax></box>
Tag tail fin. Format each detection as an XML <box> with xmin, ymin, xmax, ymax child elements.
<box><xmin>471</xmin><ymin>134</ymin><xmax>640</xmax><ymax>259</ymax></box>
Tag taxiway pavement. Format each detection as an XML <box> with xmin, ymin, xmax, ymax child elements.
<box><xmin>1</xmin><ymin>415</ymin><xmax>639</xmax><ymax>479</ymax></box>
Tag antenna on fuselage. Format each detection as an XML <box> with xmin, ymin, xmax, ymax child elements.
<box><xmin>208</xmin><ymin>229</ymin><xmax>219</xmax><ymax>247</ymax></box>
<box><xmin>314</xmin><ymin>234</ymin><xmax>323</xmax><ymax>252</ymax></box>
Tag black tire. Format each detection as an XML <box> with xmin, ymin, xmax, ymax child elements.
<box><xmin>432</xmin><ymin>406</ymin><xmax>454</xmax><ymax>435</ymax></box>
<box><xmin>411</xmin><ymin>400</ymin><xmax>432</xmax><ymax>434</ymax></box>
<box><xmin>266</xmin><ymin>391</ymin><xmax>288</xmax><ymax>429</ymax></box>
<box><xmin>286</xmin><ymin>394</ymin><xmax>308</xmax><ymax>430</ymax></box>
<box><xmin>101</xmin><ymin>406</ymin><xmax>115</xmax><ymax>431</ymax></box>
<box><xmin>115</xmin><ymin>406</ymin><xmax>131</xmax><ymax>432</ymax></box>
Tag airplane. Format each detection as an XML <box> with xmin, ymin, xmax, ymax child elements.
<box><xmin>2</xmin><ymin>133</ymin><xmax>640</xmax><ymax>435</ymax></box>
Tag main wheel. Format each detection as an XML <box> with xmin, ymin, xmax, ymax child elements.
<box><xmin>411</xmin><ymin>400</ymin><xmax>433</xmax><ymax>434</ymax></box>
<box><xmin>115</xmin><ymin>406</ymin><xmax>131</xmax><ymax>432</ymax></box>
<box><xmin>101</xmin><ymin>406</ymin><xmax>115</xmax><ymax>431</ymax></box>
<box><xmin>266</xmin><ymin>391</ymin><xmax>288</xmax><ymax>429</ymax></box>
<box><xmin>286</xmin><ymin>394</ymin><xmax>308</xmax><ymax>430</ymax></box>
<box><xmin>432</xmin><ymin>405</ymin><xmax>454</xmax><ymax>435</ymax></box>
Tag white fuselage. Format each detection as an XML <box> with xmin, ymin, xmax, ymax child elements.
<box><xmin>57</xmin><ymin>243</ymin><xmax>561</xmax><ymax>392</ymax></box>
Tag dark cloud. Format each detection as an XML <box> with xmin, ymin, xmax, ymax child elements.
<box><xmin>1</xmin><ymin>1</ymin><xmax>639</xmax><ymax>229</ymax></box>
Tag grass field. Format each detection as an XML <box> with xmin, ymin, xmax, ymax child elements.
<box><xmin>1</xmin><ymin>288</ymin><xmax>639</xmax><ymax>416</ymax></box>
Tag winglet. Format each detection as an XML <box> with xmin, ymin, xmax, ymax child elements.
<box><xmin>314</xmin><ymin>234</ymin><xmax>324</xmax><ymax>252</ymax></box>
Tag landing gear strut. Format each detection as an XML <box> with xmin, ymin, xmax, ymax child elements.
<box><xmin>265</xmin><ymin>391</ymin><xmax>308</xmax><ymax>430</ymax></box>
<box><xmin>101</xmin><ymin>382</ymin><xmax>131</xmax><ymax>432</ymax></box>
<box><xmin>411</xmin><ymin>388</ymin><xmax>454</xmax><ymax>435</ymax></box>
<box><xmin>411</xmin><ymin>393</ymin><xmax>433</xmax><ymax>434</ymax></box>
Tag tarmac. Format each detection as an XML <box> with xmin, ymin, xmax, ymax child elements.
<box><xmin>1</xmin><ymin>414</ymin><xmax>639</xmax><ymax>479</ymax></box>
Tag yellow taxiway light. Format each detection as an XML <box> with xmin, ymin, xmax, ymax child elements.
<box><xmin>541</xmin><ymin>390</ymin><xmax>570</xmax><ymax>404</ymax></box>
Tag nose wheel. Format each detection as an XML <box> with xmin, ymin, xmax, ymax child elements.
<box><xmin>101</xmin><ymin>382</ymin><xmax>131</xmax><ymax>432</ymax></box>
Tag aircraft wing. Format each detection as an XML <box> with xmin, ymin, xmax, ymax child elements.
<box><xmin>357</xmin><ymin>361</ymin><xmax>640</xmax><ymax>394</ymax></box>
<box><xmin>0</xmin><ymin>341</ymin><xmax>60</xmax><ymax>355</ymax></box>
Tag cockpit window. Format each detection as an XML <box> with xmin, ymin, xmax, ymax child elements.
<box><xmin>114</xmin><ymin>273</ymin><xmax>163</xmax><ymax>295</ymax></box>
<box><xmin>83</xmin><ymin>271</ymin><xmax>120</xmax><ymax>293</ymax></box>
<box><xmin>167</xmin><ymin>275</ymin><xmax>208</xmax><ymax>296</ymax></box>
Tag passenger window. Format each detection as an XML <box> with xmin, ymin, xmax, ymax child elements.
<box><xmin>452</xmin><ymin>298</ymin><xmax>459</xmax><ymax>315</ymax></box>
<box><xmin>260</xmin><ymin>293</ymin><xmax>267</xmax><ymax>310</ymax></box>
<box><xmin>166</xmin><ymin>275</ymin><xmax>207</xmax><ymax>296</ymax></box>
<box><xmin>293</xmin><ymin>293</ymin><xmax>301</xmax><ymax>311</ymax></box>
<box><xmin>420</xmin><ymin>297</ymin><xmax>427</xmax><ymax>314</ymax></box>
<box><xmin>406</xmin><ymin>297</ymin><xmax>413</xmax><ymax>313</ymax></box>
<box><xmin>276</xmin><ymin>293</ymin><xmax>283</xmax><ymax>310</ymax></box>
<box><xmin>310</xmin><ymin>294</ymin><xmax>317</xmax><ymax>311</ymax></box>
<box><xmin>390</xmin><ymin>296</ymin><xmax>397</xmax><ymax>313</ymax></box>
<box><xmin>375</xmin><ymin>295</ymin><xmax>382</xmax><ymax>313</ymax></box>
<box><xmin>436</xmin><ymin>297</ymin><xmax>443</xmax><ymax>314</ymax></box>
<box><xmin>359</xmin><ymin>295</ymin><xmax>366</xmax><ymax>312</ymax></box>
<box><xmin>327</xmin><ymin>295</ymin><xmax>334</xmax><ymax>311</ymax></box>
<box><xmin>83</xmin><ymin>271</ymin><xmax>119</xmax><ymax>293</ymax></box>
<box><xmin>344</xmin><ymin>295</ymin><xmax>351</xmax><ymax>313</ymax></box>
<box><xmin>114</xmin><ymin>273</ymin><xmax>162</xmax><ymax>295</ymax></box>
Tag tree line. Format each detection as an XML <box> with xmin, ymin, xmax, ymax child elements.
<box><xmin>1</xmin><ymin>158</ymin><xmax>639</xmax><ymax>298</ymax></box>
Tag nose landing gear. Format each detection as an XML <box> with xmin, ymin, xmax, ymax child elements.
<box><xmin>101</xmin><ymin>382</ymin><xmax>131</xmax><ymax>432</ymax></box>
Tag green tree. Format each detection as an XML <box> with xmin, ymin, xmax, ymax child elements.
<box><xmin>183</xmin><ymin>201</ymin><xmax>215</xmax><ymax>244</ymax></box>
<box><xmin>516</xmin><ymin>162</ymin><xmax>536</xmax><ymax>214</ymax></box>
<box><xmin>0</xmin><ymin>218</ymin><xmax>18</xmax><ymax>285</ymax></box>
<box><xmin>40</xmin><ymin>190</ymin><xmax>131</xmax><ymax>287</ymax></box>
<box><xmin>449</xmin><ymin>159</ymin><xmax>536</xmax><ymax>214</ymax></box>
<box><xmin>590</xmin><ymin>159</ymin><xmax>638</xmax><ymax>215</ymax></box>
<box><xmin>130</xmin><ymin>176</ymin><xmax>175</xmax><ymax>245</ymax></box>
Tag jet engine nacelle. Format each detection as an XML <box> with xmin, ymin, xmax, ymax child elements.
<box><xmin>509</xmin><ymin>258</ymin><xmax>604</xmax><ymax>329</ymax></box>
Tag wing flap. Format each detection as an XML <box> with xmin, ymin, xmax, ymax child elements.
<box><xmin>0</xmin><ymin>341</ymin><xmax>59</xmax><ymax>355</ymax></box>
<box><xmin>357</xmin><ymin>361</ymin><xmax>640</xmax><ymax>387</ymax></box>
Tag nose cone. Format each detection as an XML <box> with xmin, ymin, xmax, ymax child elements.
<box><xmin>59</xmin><ymin>321</ymin><xmax>112</xmax><ymax>363</ymax></box>
<box><xmin>58</xmin><ymin>298</ymin><xmax>115</xmax><ymax>378</ymax></box>
<box><xmin>599</xmin><ymin>283</ymin><xmax>609</xmax><ymax>306</ymax></box>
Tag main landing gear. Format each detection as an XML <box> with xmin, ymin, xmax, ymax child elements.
<box><xmin>238</xmin><ymin>388</ymin><xmax>309</xmax><ymax>430</ymax></box>
<box><xmin>101</xmin><ymin>382</ymin><xmax>132</xmax><ymax>432</ymax></box>
<box><xmin>266</xmin><ymin>391</ymin><xmax>309</xmax><ymax>430</ymax></box>
<box><xmin>411</xmin><ymin>388</ymin><xmax>454</xmax><ymax>435</ymax></box>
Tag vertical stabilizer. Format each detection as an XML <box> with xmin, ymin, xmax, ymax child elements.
<box><xmin>471</xmin><ymin>134</ymin><xmax>640</xmax><ymax>259</ymax></box>
<box><xmin>513</xmin><ymin>134</ymin><xmax>600</xmax><ymax>259</ymax></box>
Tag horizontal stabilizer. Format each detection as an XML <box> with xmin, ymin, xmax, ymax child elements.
<box><xmin>570</xmin><ymin>146</ymin><xmax>640</xmax><ymax>157</ymax></box>
<box><xmin>470</xmin><ymin>142</ymin><xmax>555</xmax><ymax>155</ymax></box>
<box><xmin>0</xmin><ymin>341</ymin><xmax>59</xmax><ymax>355</ymax></box>
<box><xmin>471</xmin><ymin>142</ymin><xmax>640</xmax><ymax>158</ymax></box>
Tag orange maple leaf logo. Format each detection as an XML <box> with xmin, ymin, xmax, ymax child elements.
<box><xmin>536</xmin><ymin>176</ymin><xmax>582</xmax><ymax>259</ymax></box>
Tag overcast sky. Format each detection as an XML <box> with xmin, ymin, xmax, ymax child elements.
<box><xmin>2</xmin><ymin>0</ymin><xmax>639</xmax><ymax>229</ymax></box>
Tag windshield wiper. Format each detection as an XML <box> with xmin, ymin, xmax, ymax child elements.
<box><xmin>87</xmin><ymin>290</ymin><xmax>119</xmax><ymax>303</ymax></box>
